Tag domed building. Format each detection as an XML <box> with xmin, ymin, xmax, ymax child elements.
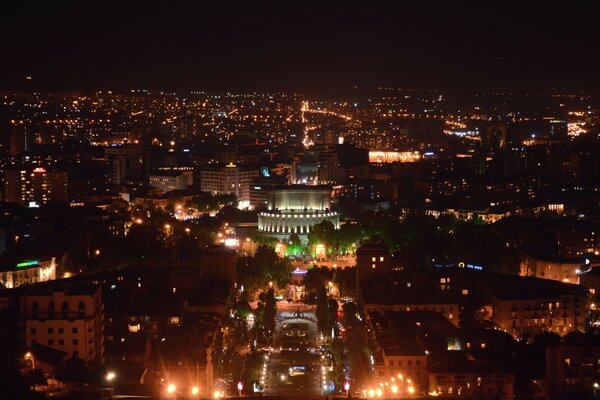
<box><xmin>257</xmin><ymin>186</ymin><xmax>339</xmax><ymax>242</ymax></box>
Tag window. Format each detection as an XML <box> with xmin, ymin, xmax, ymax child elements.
<box><xmin>78</xmin><ymin>301</ymin><xmax>85</xmax><ymax>314</ymax></box>
<box><xmin>72</xmin><ymin>327</ymin><xmax>78</xmax><ymax>334</ymax></box>
<box><xmin>565</xmin><ymin>358</ymin><xmax>571</xmax><ymax>366</ymax></box>
<box><xmin>73</xmin><ymin>339</ymin><xmax>79</xmax><ymax>345</ymax></box>
<box><xmin>407</xmin><ymin>360</ymin><xmax>412</xmax><ymax>366</ymax></box>
<box><xmin>48</xmin><ymin>339</ymin><xmax>54</xmax><ymax>346</ymax></box>
<box><xmin>31</xmin><ymin>302</ymin><xmax>39</xmax><ymax>316</ymax></box>
<box><xmin>449</xmin><ymin>313</ymin><xmax>454</xmax><ymax>320</ymax></box>
<box><xmin>48</xmin><ymin>327</ymin><xmax>53</xmax><ymax>334</ymax></box>
<box><xmin>58</xmin><ymin>328</ymin><xmax>64</xmax><ymax>334</ymax></box>
<box><xmin>388</xmin><ymin>360</ymin><xmax>394</xmax><ymax>366</ymax></box>
<box><xmin>372</xmin><ymin>257</ymin><xmax>376</xmax><ymax>262</ymax></box>
<box><xmin>59</xmin><ymin>339</ymin><xmax>64</xmax><ymax>345</ymax></box>
<box><xmin>61</xmin><ymin>301</ymin><xmax>69</xmax><ymax>314</ymax></box>
<box><xmin>372</xmin><ymin>263</ymin><xmax>376</xmax><ymax>269</ymax></box>
<box><xmin>30</xmin><ymin>328</ymin><xmax>36</xmax><ymax>335</ymax></box>
<box><xmin>462</xmin><ymin>289</ymin><xmax>469</xmax><ymax>295</ymax></box>
<box><xmin>73</xmin><ymin>351</ymin><xmax>79</xmax><ymax>357</ymax></box>
<box><xmin>380</xmin><ymin>257</ymin><xmax>384</xmax><ymax>262</ymax></box>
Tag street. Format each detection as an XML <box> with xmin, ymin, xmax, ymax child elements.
<box><xmin>264</xmin><ymin>308</ymin><xmax>323</xmax><ymax>399</ymax></box>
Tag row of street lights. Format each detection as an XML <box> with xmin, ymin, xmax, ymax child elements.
<box><xmin>362</xmin><ymin>374</ymin><xmax>415</xmax><ymax>398</ymax></box>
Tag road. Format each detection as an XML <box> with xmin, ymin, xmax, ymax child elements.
<box><xmin>264</xmin><ymin>308</ymin><xmax>323</xmax><ymax>399</ymax></box>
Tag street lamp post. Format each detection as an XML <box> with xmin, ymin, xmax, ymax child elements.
<box><xmin>106</xmin><ymin>371</ymin><xmax>116</xmax><ymax>399</ymax></box>
<box><xmin>237</xmin><ymin>381</ymin><xmax>243</xmax><ymax>397</ymax></box>
<box><xmin>344</xmin><ymin>381</ymin><xmax>350</xmax><ymax>398</ymax></box>
<box><xmin>24</xmin><ymin>352</ymin><xmax>35</xmax><ymax>371</ymax></box>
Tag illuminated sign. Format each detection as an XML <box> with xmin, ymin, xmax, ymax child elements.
<box><xmin>16</xmin><ymin>260</ymin><xmax>39</xmax><ymax>268</ymax></box>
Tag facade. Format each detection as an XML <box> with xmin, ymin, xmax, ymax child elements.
<box><xmin>546</xmin><ymin>342</ymin><xmax>600</xmax><ymax>399</ymax></box>
<box><xmin>356</xmin><ymin>243</ymin><xmax>392</xmax><ymax>283</ymax></box>
<box><xmin>491</xmin><ymin>292</ymin><xmax>587</xmax><ymax>337</ymax></box>
<box><xmin>4</xmin><ymin>167</ymin><xmax>68</xmax><ymax>205</ymax></box>
<box><xmin>428</xmin><ymin>360</ymin><xmax>514</xmax><ymax>400</ymax></box>
<box><xmin>519</xmin><ymin>253</ymin><xmax>585</xmax><ymax>284</ymax></box>
<box><xmin>256</xmin><ymin>186</ymin><xmax>339</xmax><ymax>241</ymax></box>
<box><xmin>0</xmin><ymin>258</ymin><xmax>57</xmax><ymax>289</ymax></box>
<box><xmin>105</xmin><ymin>145</ymin><xmax>143</xmax><ymax>184</ymax></box>
<box><xmin>149</xmin><ymin>170</ymin><xmax>192</xmax><ymax>194</ymax></box>
<box><xmin>199</xmin><ymin>163</ymin><xmax>259</xmax><ymax>204</ymax></box>
<box><xmin>374</xmin><ymin>347</ymin><xmax>428</xmax><ymax>395</ymax></box>
<box><xmin>22</xmin><ymin>286</ymin><xmax>104</xmax><ymax>364</ymax></box>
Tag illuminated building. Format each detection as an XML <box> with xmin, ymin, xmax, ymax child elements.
<box><xmin>199</xmin><ymin>163</ymin><xmax>259</xmax><ymax>204</ymax></box>
<box><xmin>149</xmin><ymin>170</ymin><xmax>192</xmax><ymax>194</ymax></box>
<box><xmin>22</xmin><ymin>285</ymin><xmax>104</xmax><ymax>364</ymax></box>
<box><xmin>0</xmin><ymin>258</ymin><xmax>57</xmax><ymax>289</ymax></box>
<box><xmin>369</xmin><ymin>151</ymin><xmax>421</xmax><ymax>163</ymax></box>
<box><xmin>3</xmin><ymin>167</ymin><xmax>68</xmax><ymax>205</ymax></box>
<box><xmin>257</xmin><ymin>186</ymin><xmax>339</xmax><ymax>241</ymax></box>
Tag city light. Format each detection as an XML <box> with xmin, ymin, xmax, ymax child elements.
<box><xmin>167</xmin><ymin>384</ymin><xmax>176</xmax><ymax>394</ymax></box>
<box><xmin>191</xmin><ymin>386</ymin><xmax>200</xmax><ymax>396</ymax></box>
<box><xmin>106</xmin><ymin>371</ymin><xmax>116</xmax><ymax>382</ymax></box>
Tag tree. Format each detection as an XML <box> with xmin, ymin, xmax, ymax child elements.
<box><xmin>56</xmin><ymin>357</ymin><xmax>89</xmax><ymax>383</ymax></box>
<box><xmin>315</xmin><ymin>285</ymin><xmax>329</xmax><ymax>333</ymax></box>
<box><xmin>286</xmin><ymin>233</ymin><xmax>303</xmax><ymax>256</ymax></box>
<box><xmin>263</xmin><ymin>288</ymin><xmax>277</xmax><ymax>337</ymax></box>
<box><xmin>308</xmin><ymin>221</ymin><xmax>336</xmax><ymax>255</ymax></box>
<box><xmin>237</xmin><ymin>245</ymin><xmax>293</xmax><ymax>292</ymax></box>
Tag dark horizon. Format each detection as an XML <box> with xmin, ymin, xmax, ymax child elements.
<box><xmin>1</xmin><ymin>1</ymin><xmax>600</xmax><ymax>96</ymax></box>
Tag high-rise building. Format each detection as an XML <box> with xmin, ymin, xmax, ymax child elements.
<box><xmin>21</xmin><ymin>285</ymin><xmax>104</xmax><ymax>364</ymax></box>
<box><xmin>105</xmin><ymin>145</ymin><xmax>143</xmax><ymax>184</ymax></box>
<box><xmin>199</xmin><ymin>163</ymin><xmax>259</xmax><ymax>205</ymax></box>
<box><xmin>3</xmin><ymin>167</ymin><xmax>68</xmax><ymax>205</ymax></box>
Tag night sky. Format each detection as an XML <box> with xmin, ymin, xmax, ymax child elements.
<box><xmin>1</xmin><ymin>1</ymin><xmax>599</xmax><ymax>95</ymax></box>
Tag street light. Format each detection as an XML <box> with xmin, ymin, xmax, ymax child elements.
<box><xmin>24</xmin><ymin>352</ymin><xmax>35</xmax><ymax>390</ymax></box>
<box><xmin>237</xmin><ymin>381</ymin><xmax>243</xmax><ymax>397</ymax></box>
<box><xmin>167</xmin><ymin>384</ymin><xmax>176</xmax><ymax>394</ymax></box>
<box><xmin>344</xmin><ymin>382</ymin><xmax>350</xmax><ymax>397</ymax></box>
<box><xmin>106</xmin><ymin>371</ymin><xmax>116</xmax><ymax>399</ymax></box>
<box><xmin>191</xmin><ymin>386</ymin><xmax>200</xmax><ymax>396</ymax></box>
<box><xmin>24</xmin><ymin>352</ymin><xmax>35</xmax><ymax>370</ymax></box>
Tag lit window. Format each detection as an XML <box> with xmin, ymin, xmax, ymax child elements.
<box><xmin>462</xmin><ymin>289</ymin><xmax>469</xmax><ymax>295</ymax></box>
<box><xmin>128</xmin><ymin>324</ymin><xmax>141</xmax><ymax>333</ymax></box>
<box><xmin>565</xmin><ymin>358</ymin><xmax>571</xmax><ymax>366</ymax></box>
<box><xmin>170</xmin><ymin>316</ymin><xmax>180</xmax><ymax>325</ymax></box>
<box><xmin>372</xmin><ymin>264</ymin><xmax>376</xmax><ymax>269</ymax></box>
<box><xmin>380</xmin><ymin>257</ymin><xmax>384</xmax><ymax>262</ymax></box>
<box><xmin>372</xmin><ymin>257</ymin><xmax>376</xmax><ymax>262</ymax></box>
